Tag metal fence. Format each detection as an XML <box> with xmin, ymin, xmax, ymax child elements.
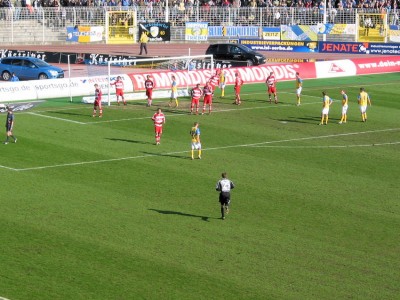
<box><xmin>0</xmin><ymin>6</ymin><xmax>398</xmax><ymax>44</ymax></box>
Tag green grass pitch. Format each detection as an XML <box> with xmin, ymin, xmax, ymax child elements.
<box><xmin>1</xmin><ymin>73</ymin><xmax>399</xmax><ymax>299</ymax></box>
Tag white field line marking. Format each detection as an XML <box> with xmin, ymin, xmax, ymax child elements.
<box><xmin>250</xmin><ymin>141</ymin><xmax>400</xmax><ymax>149</ymax></box>
<box><xmin>11</xmin><ymin>128</ymin><xmax>400</xmax><ymax>172</ymax></box>
<box><xmin>27</xmin><ymin>112</ymin><xmax>86</xmax><ymax>124</ymax></box>
<box><xmin>0</xmin><ymin>164</ymin><xmax>18</xmax><ymax>171</ymax></box>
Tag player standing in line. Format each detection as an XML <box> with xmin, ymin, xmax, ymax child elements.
<box><xmin>358</xmin><ymin>87</ymin><xmax>372</xmax><ymax>122</ymax></box>
<box><xmin>144</xmin><ymin>75</ymin><xmax>155</xmax><ymax>107</ymax></box>
<box><xmin>92</xmin><ymin>84</ymin><xmax>103</xmax><ymax>118</ymax></box>
<box><xmin>319</xmin><ymin>91</ymin><xmax>333</xmax><ymax>125</ymax></box>
<box><xmin>190</xmin><ymin>83</ymin><xmax>203</xmax><ymax>115</ymax></box>
<box><xmin>339</xmin><ymin>90</ymin><xmax>349</xmax><ymax>124</ymax></box>
<box><xmin>202</xmin><ymin>81</ymin><xmax>213</xmax><ymax>115</ymax></box>
<box><xmin>218</xmin><ymin>69</ymin><xmax>226</xmax><ymax>98</ymax></box>
<box><xmin>190</xmin><ymin>122</ymin><xmax>202</xmax><ymax>160</ymax></box>
<box><xmin>169</xmin><ymin>75</ymin><xmax>178</xmax><ymax>108</ymax></box>
<box><xmin>295</xmin><ymin>72</ymin><xmax>303</xmax><ymax>106</ymax></box>
<box><xmin>151</xmin><ymin>108</ymin><xmax>165</xmax><ymax>145</ymax></box>
<box><xmin>215</xmin><ymin>172</ymin><xmax>235</xmax><ymax>220</ymax></box>
<box><xmin>4</xmin><ymin>107</ymin><xmax>17</xmax><ymax>144</ymax></box>
<box><xmin>266</xmin><ymin>71</ymin><xmax>278</xmax><ymax>104</ymax></box>
<box><xmin>110</xmin><ymin>76</ymin><xmax>126</xmax><ymax>106</ymax></box>
<box><xmin>233</xmin><ymin>72</ymin><xmax>243</xmax><ymax>105</ymax></box>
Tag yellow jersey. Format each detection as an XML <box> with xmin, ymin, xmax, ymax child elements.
<box><xmin>296</xmin><ymin>76</ymin><xmax>302</xmax><ymax>88</ymax></box>
<box><xmin>219</xmin><ymin>72</ymin><xmax>225</xmax><ymax>84</ymax></box>
<box><xmin>190</xmin><ymin>126</ymin><xmax>200</xmax><ymax>143</ymax></box>
<box><xmin>323</xmin><ymin>95</ymin><xmax>331</xmax><ymax>108</ymax></box>
<box><xmin>358</xmin><ymin>91</ymin><xmax>370</xmax><ymax>106</ymax></box>
<box><xmin>342</xmin><ymin>93</ymin><xmax>348</xmax><ymax>106</ymax></box>
<box><xmin>171</xmin><ymin>80</ymin><xmax>177</xmax><ymax>93</ymax></box>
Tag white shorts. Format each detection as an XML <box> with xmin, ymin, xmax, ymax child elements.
<box><xmin>191</xmin><ymin>142</ymin><xmax>201</xmax><ymax>150</ymax></box>
<box><xmin>296</xmin><ymin>87</ymin><xmax>302</xmax><ymax>96</ymax></box>
<box><xmin>219</xmin><ymin>83</ymin><xmax>225</xmax><ymax>89</ymax></box>
<box><xmin>171</xmin><ymin>91</ymin><xmax>177</xmax><ymax>99</ymax></box>
<box><xmin>322</xmin><ymin>107</ymin><xmax>330</xmax><ymax>115</ymax></box>
<box><xmin>360</xmin><ymin>105</ymin><xmax>367</xmax><ymax>114</ymax></box>
<box><xmin>342</xmin><ymin>104</ymin><xmax>348</xmax><ymax>114</ymax></box>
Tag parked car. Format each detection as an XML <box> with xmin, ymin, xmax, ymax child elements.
<box><xmin>206</xmin><ymin>43</ymin><xmax>266</xmax><ymax>66</ymax></box>
<box><xmin>0</xmin><ymin>56</ymin><xmax>64</xmax><ymax>81</ymax></box>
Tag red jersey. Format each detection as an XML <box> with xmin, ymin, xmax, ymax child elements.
<box><xmin>145</xmin><ymin>79</ymin><xmax>155</xmax><ymax>90</ymax></box>
<box><xmin>203</xmin><ymin>84</ymin><xmax>213</xmax><ymax>96</ymax></box>
<box><xmin>111</xmin><ymin>79</ymin><xmax>124</xmax><ymax>91</ymax></box>
<box><xmin>152</xmin><ymin>112</ymin><xmax>165</xmax><ymax>127</ymax></box>
<box><xmin>235</xmin><ymin>76</ymin><xmax>244</xmax><ymax>87</ymax></box>
<box><xmin>191</xmin><ymin>87</ymin><xmax>203</xmax><ymax>100</ymax></box>
<box><xmin>95</xmin><ymin>88</ymin><xmax>102</xmax><ymax>102</ymax></box>
<box><xmin>266</xmin><ymin>75</ymin><xmax>276</xmax><ymax>87</ymax></box>
<box><xmin>208</xmin><ymin>74</ymin><xmax>219</xmax><ymax>90</ymax></box>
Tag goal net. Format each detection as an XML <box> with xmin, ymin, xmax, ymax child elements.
<box><xmin>92</xmin><ymin>54</ymin><xmax>215</xmax><ymax>106</ymax></box>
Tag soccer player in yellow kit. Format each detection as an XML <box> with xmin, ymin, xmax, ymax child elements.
<box><xmin>190</xmin><ymin>122</ymin><xmax>202</xmax><ymax>160</ymax></box>
<box><xmin>339</xmin><ymin>90</ymin><xmax>348</xmax><ymax>124</ymax></box>
<box><xmin>169</xmin><ymin>75</ymin><xmax>178</xmax><ymax>108</ymax></box>
<box><xmin>358</xmin><ymin>87</ymin><xmax>372</xmax><ymax>122</ymax></box>
<box><xmin>319</xmin><ymin>91</ymin><xmax>333</xmax><ymax>125</ymax></box>
<box><xmin>218</xmin><ymin>69</ymin><xmax>226</xmax><ymax>98</ymax></box>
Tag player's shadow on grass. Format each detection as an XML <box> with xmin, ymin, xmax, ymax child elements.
<box><xmin>106</xmin><ymin>138</ymin><xmax>152</xmax><ymax>144</ymax></box>
<box><xmin>274</xmin><ymin>116</ymin><xmax>320</xmax><ymax>124</ymax></box>
<box><xmin>141</xmin><ymin>151</ymin><xmax>190</xmax><ymax>159</ymax></box>
<box><xmin>148</xmin><ymin>208</ymin><xmax>212</xmax><ymax>222</ymax></box>
<box><xmin>49</xmin><ymin>111</ymin><xmax>87</xmax><ymax>117</ymax></box>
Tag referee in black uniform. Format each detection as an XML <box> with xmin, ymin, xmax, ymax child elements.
<box><xmin>215</xmin><ymin>172</ymin><xmax>235</xmax><ymax>220</ymax></box>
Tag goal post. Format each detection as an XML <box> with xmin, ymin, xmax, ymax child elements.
<box><xmin>105</xmin><ymin>54</ymin><xmax>214</xmax><ymax>106</ymax></box>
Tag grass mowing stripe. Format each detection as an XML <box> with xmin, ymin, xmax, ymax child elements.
<box><xmin>8</xmin><ymin>127</ymin><xmax>399</xmax><ymax>171</ymax></box>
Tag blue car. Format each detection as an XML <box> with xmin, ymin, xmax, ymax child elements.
<box><xmin>0</xmin><ymin>56</ymin><xmax>64</xmax><ymax>81</ymax></box>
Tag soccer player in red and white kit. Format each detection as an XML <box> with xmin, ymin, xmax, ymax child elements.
<box><xmin>190</xmin><ymin>83</ymin><xmax>203</xmax><ymax>115</ymax></box>
<box><xmin>144</xmin><ymin>75</ymin><xmax>155</xmax><ymax>107</ymax></box>
<box><xmin>151</xmin><ymin>108</ymin><xmax>165</xmax><ymax>145</ymax></box>
<box><xmin>233</xmin><ymin>72</ymin><xmax>244</xmax><ymax>105</ymax></box>
<box><xmin>111</xmin><ymin>76</ymin><xmax>126</xmax><ymax>106</ymax></box>
<box><xmin>208</xmin><ymin>70</ymin><xmax>219</xmax><ymax>92</ymax></box>
<box><xmin>93</xmin><ymin>84</ymin><xmax>103</xmax><ymax>118</ymax></box>
<box><xmin>266</xmin><ymin>71</ymin><xmax>278</xmax><ymax>104</ymax></box>
<box><xmin>202</xmin><ymin>81</ymin><xmax>213</xmax><ymax>115</ymax></box>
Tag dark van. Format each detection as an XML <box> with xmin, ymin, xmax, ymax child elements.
<box><xmin>206</xmin><ymin>43</ymin><xmax>266</xmax><ymax>66</ymax></box>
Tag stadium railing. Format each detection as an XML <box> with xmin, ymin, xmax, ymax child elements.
<box><xmin>0</xmin><ymin>6</ymin><xmax>397</xmax><ymax>44</ymax></box>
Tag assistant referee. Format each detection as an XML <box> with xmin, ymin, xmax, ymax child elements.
<box><xmin>215</xmin><ymin>172</ymin><xmax>235</xmax><ymax>220</ymax></box>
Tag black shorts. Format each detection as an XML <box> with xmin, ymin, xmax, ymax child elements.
<box><xmin>219</xmin><ymin>192</ymin><xmax>231</xmax><ymax>205</ymax></box>
<box><xmin>6</xmin><ymin>124</ymin><xmax>12</xmax><ymax>131</ymax></box>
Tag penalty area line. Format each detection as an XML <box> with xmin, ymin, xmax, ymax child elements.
<box><xmin>10</xmin><ymin>127</ymin><xmax>400</xmax><ymax>172</ymax></box>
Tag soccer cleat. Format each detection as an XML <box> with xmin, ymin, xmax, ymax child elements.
<box><xmin>156</xmin><ymin>142</ymin><xmax>160</xmax><ymax>145</ymax></box>
<box><xmin>338</xmin><ymin>121</ymin><xmax>342</xmax><ymax>124</ymax></box>
<box><xmin>14</xmin><ymin>138</ymin><xmax>17</xmax><ymax>143</ymax></box>
<box><xmin>319</xmin><ymin>122</ymin><xmax>323</xmax><ymax>125</ymax></box>
<box><xmin>3</xmin><ymin>141</ymin><xmax>8</xmax><ymax>145</ymax></box>
<box><xmin>99</xmin><ymin>115</ymin><xmax>103</xmax><ymax>118</ymax></box>
<box><xmin>222</xmin><ymin>216</ymin><xmax>225</xmax><ymax>220</ymax></box>
<box><xmin>198</xmin><ymin>156</ymin><xmax>201</xmax><ymax>159</ymax></box>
